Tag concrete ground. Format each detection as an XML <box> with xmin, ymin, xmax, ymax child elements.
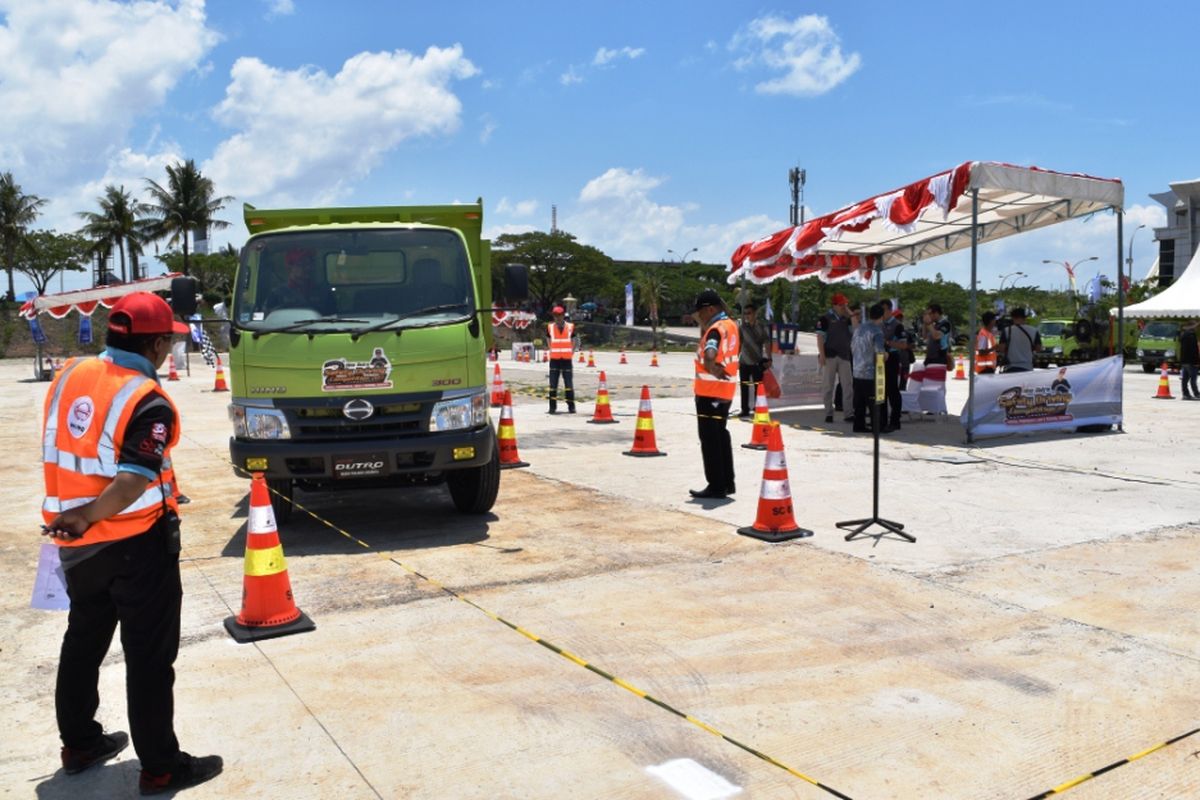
<box><xmin>1</xmin><ymin>350</ymin><xmax>1198</xmax><ymax>799</ymax></box>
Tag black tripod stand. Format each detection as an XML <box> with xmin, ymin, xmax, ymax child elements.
<box><xmin>836</xmin><ymin>362</ymin><xmax>914</xmax><ymax>543</ymax></box>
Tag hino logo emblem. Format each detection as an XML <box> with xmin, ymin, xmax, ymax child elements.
<box><xmin>343</xmin><ymin>398</ymin><xmax>375</xmax><ymax>421</ymax></box>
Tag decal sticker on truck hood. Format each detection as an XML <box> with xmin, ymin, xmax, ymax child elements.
<box><xmin>321</xmin><ymin>348</ymin><xmax>394</xmax><ymax>392</ymax></box>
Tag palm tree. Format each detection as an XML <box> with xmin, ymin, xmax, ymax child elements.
<box><xmin>78</xmin><ymin>185</ymin><xmax>143</xmax><ymax>283</ymax></box>
<box><xmin>635</xmin><ymin>264</ymin><xmax>670</xmax><ymax>350</ymax></box>
<box><xmin>142</xmin><ymin>160</ymin><xmax>232</xmax><ymax>276</ymax></box>
<box><xmin>0</xmin><ymin>172</ymin><xmax>47</xmax><ymax>300</ymax></box>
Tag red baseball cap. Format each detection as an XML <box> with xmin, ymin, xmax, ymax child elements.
<box><xmin>893</xmin><ymin>308</ymin><xmax>904</xmax><ymax>318</ymax></box>
<box><xmin>108</xmin><ymin>292</ymin><xmax>190</xmax><ymax>335</ymax></box>
<box><xmin>552</xmin><ymin>305</ymin><xmax>565</xmax><ymax>314</ymax></box>
<box><xmin>830</xmin><ymin>293</ymin><xmax>849</xmax><ymax>306</ymax></box>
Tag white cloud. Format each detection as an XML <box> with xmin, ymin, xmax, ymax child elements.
<box><xmin>205</xmin><ymin>45</ymin><xmax>478</xmax><ymax>205</ymax></box>
<box><xmin>0</xmin><ymin>0</ymin><xmax>219</xmax><ymax>185</ymax></box>
<box><xmin>559</xmin><ymin>65</ymin><xmax>584</xmax><ymax>86</ymax></box>
<box><xmin>593</xmin><ymin>46</ymin><xmax>644</xmax><ymax>66</ymax></box>
<box><xmin>484</xmin><ymin>222</ymin><xmax>538</xmax><ymax>240</ymax></box>
<box><xmin>479</xmin><ymin>115</ymin><xmax>498</xmax><ymax>144</ymax></box>
<box><xmin>263</xmin><ymin>0</ymin><xmax>295</xmax><ymax>18</ymax></box>
<box><xmin>495</xmin><ymin>197</ymin><xmax>538</xmax><ymax>217</ymax></box>
<box><xmin>730</xmin><ymin>14</ymin><xmax>860</xmax><ymax>96</ymax></box>
<box><xmin>566</xmin><ymin>167</ymin><xmax>785</xmax><ymax>265</ymax></box>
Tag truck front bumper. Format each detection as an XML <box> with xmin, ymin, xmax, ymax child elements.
<box><xmin>229</xmin><ymin>425</ymin><xmax>494</xmax><ymax>480</ymax></box>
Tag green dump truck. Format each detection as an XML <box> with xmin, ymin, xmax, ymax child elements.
<box><xmin>1135</xmin><ymin>320</ymin><xmax>1183</xmax><ymax>373</ymax></box>
<box><xmin>226</xmin><ymin>201</ymin><xmax>521</xmax><ymax>523</ymax></box>
<box><xmin>1033</xmin><ymin>315</ymin><xmax>1139</xmax><ymax>368</ymax></box>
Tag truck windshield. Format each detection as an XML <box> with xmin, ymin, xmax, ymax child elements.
<box><xmin>1143</xmin><ymin>321</ymin><xmax>1179</xmax><ymax>338</ymax></box>
<box><xmin>1038</xmin><ymin>322</ymin><xmax>1065</xmax><ymax>336</ymax></box>
<box><xmin>235</xmin><ymin>228</ymin><xmax>474</xmax><ymax>332</ymax></box>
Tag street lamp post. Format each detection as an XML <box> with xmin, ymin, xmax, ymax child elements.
<box><xmin>1125</xmin><ymin>224</ymin><xmax>1146</xmax><ymax>282</ymax></box>
<box><xmin>1042</xmin><ymin>256</ymin><xmax>1097</xmax><ymax>310</ymax></box>
<box><xmin>999</xmin><ymin>271</ymin><xmax>1025</xmax><ymax>291</ymax></box>
<box><xmin>667</xmin><ymin>247</ymin><xmax>698</xmax><ymax>263</ymax></box>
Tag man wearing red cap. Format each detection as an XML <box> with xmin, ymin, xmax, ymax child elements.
<box><xmin>40</xmin><ymin>292</ymin><xmax>222</xmax><ymax>794</ymax></box>
<box><xmin>546</xmin><ymin>304</ymin><xmax>576</xmax><ymax>413</ymax></box>
<box><xmin>817</xmin><ymin>293</ymin><xmax>855</xmax><ymax>424</ymax></box>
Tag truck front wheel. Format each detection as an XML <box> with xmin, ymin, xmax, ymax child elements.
<box><xmin>267</xmin><ymin>477</ymin><xmax>294</xmax><ymax>525</ymax></box>
<box><xmin>447</xmin><ymin>437</ymin><xmax>500</xmax><ymax>514</ymax></box>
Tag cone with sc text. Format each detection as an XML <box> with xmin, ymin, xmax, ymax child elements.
<box><xmin>741</xmin><ymin>382</ymin><xmax>772</xmax><ymax>450</ymax></box>
<box><xmin>490</xmin><ymin>362</ymin><xmax>506</xmax><ymax>407</ymax></box>
<box><xmin>213</xmin><ymin>355</ymin><xmax>229</xmax><ymax>392</ymax></box>
<box><xmin>224</xmin><ymin>473</ymin><xmax>315</xmax><ymax>643</ymax></box>
<box><xmin>619</xmin><ymin>348</ymin><xmax>627</xmax><ymax>365</ymax></box>
<box><xmin>1153</xmin><ymin>362</ymin><xmax>1174</xmax><ymax>399</ymax></box>
<box><xmin>650</xmin><ymin>351</ymin><xmax>659</xmax><ymax>368</ymax></box>
<box><xmin>167</xmin><ymin>354</ymin><xmax>179</xmax><ymax>381</ymax></box>
<box><xmin>587</xmin><ymin>370</ymin><xmax>619</xmax><ymax>424</ymax></box>
<box><xmin>738</xmin><ymin>424</ymin><xmax>813</xmax><ymax>542</ymax></box>
<box><xmin>623</xmin><ymin>385</ymin><xmax>666</xmax><ymax>457</ymax></box>
<box><xmin>498</xmin><ymin>390</ymin><xmax>530</xmax><ymax>469</ymax></box>
<box><xmin>953</xmin><ymin>357</ymin><xmax>966</xmax><ymax>380</ymax></box>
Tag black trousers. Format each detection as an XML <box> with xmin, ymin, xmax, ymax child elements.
<box><xmin>695</xmin><ymin>396</ymin><xmax>734</xmax><ymax>491</ymax></box>
<box><xmin>547</xmin><ymin>360</ymin><xmax>575</xmax><ymax>411</ymax></box>
<box><xmin>884</xmin><ymin>355</ymin><xmax>902</xmax><ymax>427</ymax></box>
<box><xmin>57</xmin><ymin>528</ymin><xmax>182</xmax><ymax>773</ymax></box>
<box><xmin>852</xmin><ymin>377</ymin><xmax>878</xmax><ymax>430</ymax></box>
<box><xmin>738</xmin><ymin>362</ymin><xmax>765</xmax><ymax>416</ymax></box>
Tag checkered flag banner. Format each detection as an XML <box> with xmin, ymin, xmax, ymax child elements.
<box><xmin>199</xmin><ymin>328</ymin><xmax>216</xmax><ymax>367</ymax></box>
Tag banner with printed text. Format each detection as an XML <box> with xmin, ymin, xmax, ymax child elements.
<box><xmin>961</xmin><ymin>356</ymin><xmax>1123</xmax><ymax>437</ymax></box>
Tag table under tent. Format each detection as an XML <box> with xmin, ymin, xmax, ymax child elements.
<box><xmin>18</xmin><ymin>274</ymin><xmax>184</xmax><ymax>381</ymax></box>
<box><xmin>727</xmin><ymin>161</ymin><xmax>1127</xmax><ymax>442</ymax></box>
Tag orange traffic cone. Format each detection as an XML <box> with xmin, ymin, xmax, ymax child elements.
<box><xmin>578</xmin><ymin>350</ymin><xmax>586</xmax><ymax>364</ymax></box>
<box><xmin>213</xmin><ymin>355</ymin><xmax>229</xmax><ymax>392</ymax></box>
<box><xmin>953</xmin><ymin>357</ymin><xmax>966</xmax><ymax>380</ymax></box>
<box><xmin>741</xmin><ymin>382</ymin><xmax>772</xmax><ymax>450</ymax></box>
<box><xmin>498</xmin><ymin>389</ymin><xmax>530</xmax><ymax>468</ymax></box>
<box><xmin>587</xmin><ymin>350</ymin><xmax>596</xmax><ymax>368</ymax></box>
<box><xmin>224</xmin><ymin>474</ymin><xmax>316</xmax><ymax>643</ymax></box>
<box><xmin>587</xmin><ymin>370</ymin><xmax>619</xmax><ymax>424</ymax></box>
<box><xmin>1153</xmin><ymin>363</ymin><xmax>1174</xmax><ymax>399</ymax></box>
<box><xmin>490</xmin><ymin>362</ymin><xmax>506</xmax><ymax>407</ymax></box>
<box><xmin>623</xmin><ymin>385</ymin><xmax>666</xmax><ymax>457</ymax></box>
<box><xmin>619</xmin><ymin>348</ymin><xmax>627</xmax><ymax>365</ymax></box>
<box><xmin>650</xmin><ymin>351</ymin><xmax>659</xmax><ymax>368</ymax></box>
<box><xmin>542</xmin><ymin>350</ymin><xmax>548</xmax><ymax>363</ymax></box>
<box><xmin>167</xmin><ymin>354</ymin><xmax>179</xmax><ymax>381</ymax></box>
<box><xmin>738</xmin><ymin>424</ymin><xmax>813</xmax><ymax>542</ymax></box>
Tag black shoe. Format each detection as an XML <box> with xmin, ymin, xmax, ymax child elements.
<box><xmin>175</xmin><ymin>495</ymin><xmax>191</xmax><ymax>504</ymax></box>
<box><xmin>824</xmin><ymin>415</ymin><xmax>833</xmax><ymax>423</ymax></box>
<box><xmin>689</xmin><ymin>486</ymin><xmax>728</xmax><ymax>499</ymax></box>
<box><xmin>737</xmin><ymin>412</ymin><xmax>751</xmax><ymax>419</ymax></box>
<box><xmin>62</xmin><ymin>731</ymin><xmax>129</xmax><ymax>774</ymax></box>
<box><xmin>568</xmin><ymin>407</ymin><xmax>577</xmax><ymax>413</ymax></box>
<box><xmin>852</xmin><ymin>426</ymin><xmax>871</xmax><ymax>433</ymax></box>
<box><xmin>726</xmin><ymin>482</ymin><xmax>736</xmax><ymax>495</ymax></box>
<box><xmin>843</xmin><ymin>416</ymin><xmax>855</xmax><ymax>423</ymax></box>
<box><xmin>879</xmin><ymin>425</ymin><xmax>898</xmax><ymax>434</ymax></box>
<box><xmin>139</xmin><ymin>753</ymin><xmax>223</xmax><ymax>796</ymax></box>
<box><xmin>547</xmin><ymin>408</ymin><xmax>558</xmax><ymax>414</ymax></box>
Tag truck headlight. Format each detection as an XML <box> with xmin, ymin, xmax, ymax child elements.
<box><xmin>228</xmin><ymin>404</ymin><xmax>291</xmax><ymax>439</ymax></box>
<box><xmin>1052</xmin><ymin>346</ymin><xmax>1063</xmax><ymax>354</ymax></box>
<box><xmin>1165</xmin><ymin>349</ymin><xmax>1176</xmax><ymax>358</ymax></box>
<box><xmin>430</xmin><ymin>390</ymin><xmax>488</xmax><ymax>432</ymax></box>
<box><xmin>1136</xmin><ymin>348</ymin><xmax>1144</xmax><ymax>357</ymax></box>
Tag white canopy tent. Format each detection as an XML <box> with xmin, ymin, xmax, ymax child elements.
<box><xmin>1117</xmin><ymin>247</ymin><xmax>1200</xmax><ymax>318</ymax></box>
<box><xmin>727</xmin><ymin>161</ymin><xmax>1128</xmax><ymax>441</ymax></box>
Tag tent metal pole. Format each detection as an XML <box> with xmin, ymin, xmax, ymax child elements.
<box><xmin>1116</xmin><ymin>210</ymin><xmax>1124</xmax><ymax>433</ymax></box>
<box><xmin>967</xmin><ymin>188</ymin><xmax>979</xmax><ymax>444</ymax></box>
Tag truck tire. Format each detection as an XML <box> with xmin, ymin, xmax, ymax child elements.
<box><xmin>1074</xmin><ymin>319</ymin><xmax>1093</xmax><ymax>343</ymax></box>
<box><xmin>447</xmin><ymin>436</ymin><xmax>500</xmax><ymax>514</ymax></box>
<box><xmin>267</xmin><ymin>477</ymin><xmax>294</xmax><ymax>525</ymax></box>
<box><xmin>1142</xmin><ymin>363</ymin><xmax>1156</xmax><ymax>374</ymax></box>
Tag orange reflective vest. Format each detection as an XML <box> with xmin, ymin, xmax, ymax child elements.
<box><xmin>975</xmin><ymin>327</ymin><xmax>997</xmax><ymax>372</ymax></box>
<box><xmin>42</xmin><ymin>356</ymin><xmax>181</xmax><ymax>547</ymax></box>
<box><xmin>547</xmin><ymin>322</ymin><xmax>574</xmax><ymax>360</ymax></box>
<box><xmin>694</xmin><ymin>316</ymin><xmax>740</xmax><ymax>401</ymax></box>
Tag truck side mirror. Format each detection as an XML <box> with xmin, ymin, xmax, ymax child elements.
<box><xmin>171</xmin><ymin>276</ymin><xmax>198</xmax><ymax>317</ymax></box>
<box><xmin>504</xmin><ymin>264</ymin><xmax>529</xmax><ymax>302</ymax></box>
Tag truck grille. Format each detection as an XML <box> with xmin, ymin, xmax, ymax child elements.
<box><xmin>285</xmin><ymin>400</ymin><xmax>429</xmax><ymax>440</ymax></box>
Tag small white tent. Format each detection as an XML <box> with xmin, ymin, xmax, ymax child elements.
<box><xmin>1118</xmin><ymin>249</ymin><xmax>1200</xmax><ymax>318</ymax></box>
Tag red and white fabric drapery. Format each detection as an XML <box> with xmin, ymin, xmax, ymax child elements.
<box><xmin>491</xmin><ymin>310</ymin><xmax>537</xmax><ymax>330</ymax></box>
<box><xmin>19</xmin><ymin>274</ymin><xmax>183</xmax><ymax>319</ymax></box>
<box><xmin>729</xmin><ymin>162</ymin><xmax>973</xmax><ymax>286</ymax></box>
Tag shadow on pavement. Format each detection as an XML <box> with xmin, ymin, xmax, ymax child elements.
<box><xmin>35</xmin><ymin>760</ymin><xmax>142</xmax><ymax>799</ymax></box>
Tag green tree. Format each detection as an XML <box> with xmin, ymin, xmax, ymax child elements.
<box><xmin>16</xmin><ymin>230</ymin><xmax>91</xmax><ymax>294</ymax></box>
<box><xmin>490</xmin><ymin>230</ymin><xmax>614</xmax><ymax>309</ymax></box>
<box><xmin>78</xmin><ymin>184</ymin><xmax>148</xmax><ymax>283</ymax></box>
<box><xmin>633</xmin><ymin>265</ymin><xmax>669</xmax><ymax>347</ymax></box>
<box><xmin>158</xmin><ymin>245</ymin><xmax>239</xmax><ymax>306</ymax></box>
<box><xmin>0</xmin><ymin>171</ymin><xmax>47</xmax><ymax>300</ymax></box>
<box><xmin>143</xmin><ymin>159</ymin><xmax>232</xmax><ymax>277</ymax></box>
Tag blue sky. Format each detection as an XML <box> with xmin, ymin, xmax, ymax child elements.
<box><xmin>2</xmin><ymin>0</ymin><xmax>1193</xmax><ymax>296</ymax></box>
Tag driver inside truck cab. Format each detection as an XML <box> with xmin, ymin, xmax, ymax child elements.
<box><xmin>264</xmin><ymin>248</ymin><xmax>333</xmax><ymax>315</ymax></box>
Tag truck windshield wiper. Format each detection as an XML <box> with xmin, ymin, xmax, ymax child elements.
<box><xmin>252</xmin><ymin>315</ymin><xmax>370</xmax><ymax>338</ymax></box>
<box><xmin>350</xmin><ymin>304</ymin><xmax>469</xmax><ymax>339</ymax></box>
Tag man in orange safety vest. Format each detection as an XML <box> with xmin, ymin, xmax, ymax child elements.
<box><xmin>546</xmin><ymin>305</ymin><xmax>576</xmax><ymax>413</ymax></box>
<box><xmin>690</xmin><ymin>289</ymin><xmax>740</xmax><ymax>500</ymax></box>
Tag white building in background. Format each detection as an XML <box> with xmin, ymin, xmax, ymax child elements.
<box><xmin>1150</xmin><ymin>179</ymin><xmax>1200</xmax><ymax>286</ymax></box>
